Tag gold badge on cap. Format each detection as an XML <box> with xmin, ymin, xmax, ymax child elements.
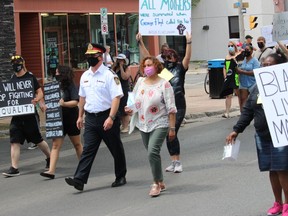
<box><xmin>87</xmin><ymin>43</ymin><xmax>93</xmax><ymax>51</ymax></box>
<box><xmin>114</xmin><ymin>77</ymin><xmax>120</xmax><ymax>85</ymax></box>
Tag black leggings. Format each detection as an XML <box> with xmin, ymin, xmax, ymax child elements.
<box><xmin>166</xmin><ymin>108</ymin><xmax>186</xmax><ymax>156</ymax></box>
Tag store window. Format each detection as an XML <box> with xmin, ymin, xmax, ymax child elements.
<box><xmin>42</xmin><ymin>12</ymin><xmax>139</xmax><ymax>79</ymax></box>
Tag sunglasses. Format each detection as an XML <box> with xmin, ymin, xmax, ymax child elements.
<box><xmin>228</xmin><ymin>45</ymin><xmax>234</xmax><ymax>48</ymax></box>
<box><xmin>11</xmin><ymin>56</ymin><xmax>22</xmax><ymax>60</ymax></box>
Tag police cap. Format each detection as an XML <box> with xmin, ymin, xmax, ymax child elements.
<box><xmin>85</xmin><ymin>43</ymin><xmax>106</xmax><ymax>55</ymax></box>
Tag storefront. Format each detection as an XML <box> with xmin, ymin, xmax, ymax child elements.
<box><xmin>13</xmin><ymin>0</ymin><xmax>160</xmax><ymax>85</ymax></box>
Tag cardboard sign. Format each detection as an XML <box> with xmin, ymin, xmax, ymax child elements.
<box><xmin>44</xmin><ymin>81</ymin><xmax>63</xmax><ymax>139</ymax></box>
<box><xmin>0</xmin><ymin>78</ymin><xmax>35</xmax><ymax>117</ymax></box>
<box><xmin>273</xmin><ymin>11</ymin><xmax>288</xmax><ymax>42</ymax></box>
<box><xmin>254</xmin><ymin>63</ymin><xmax>288</xmax><ymax>147</ymax></box>
<box><xmin>139</xmin><ymin>0</ymin><xmax>192</xmax><ymax>36</ymax></box>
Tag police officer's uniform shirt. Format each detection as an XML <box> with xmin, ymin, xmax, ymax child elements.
<box><xmin>79</xmin><ymin>64</ymin><xmax>123</xmax><ymax>113</ymax></box>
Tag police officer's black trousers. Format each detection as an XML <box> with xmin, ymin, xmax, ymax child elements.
<box><xmin>74</xmin><ymin>112</ymin><xmax>127</xmax><ymax>184</ymax></box>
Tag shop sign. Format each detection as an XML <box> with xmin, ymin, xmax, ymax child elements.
<box><xmin>100</xmin><ymin>8</ymin><xmax>108</xmax><ymax>35</ymax></box>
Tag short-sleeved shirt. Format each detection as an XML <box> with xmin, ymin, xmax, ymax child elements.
<box><xmin>61</xmin><ymin>82</ymin><xmax>79</xmax><ymax>116</ymax></box>
<box><xmin>253</xmin><ymin>48</ymin><xmax>274</xmax><ymax>66</ymax></box>
<box><xmin>79</xmin><ymin>64</ymin><xmax>123</xmax><ymax>113</ymax></box>
<box><xmin>239</xmin><ymin>57</ymin><xmax>260</xmax><ymax>89</ymax></box>
<box><xmin>134</xmin><ymin>78</ymin><xmax>177</xmax><ymax>133</ymax></box>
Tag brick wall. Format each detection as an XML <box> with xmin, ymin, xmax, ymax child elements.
<box><xmin>0</xmin><ymin>0</ymin><xmax>15</xmax><ymax>81</ymax></box>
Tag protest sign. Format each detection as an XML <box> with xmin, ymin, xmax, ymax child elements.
<box><xmin>254</xmin><ymin>63</ymin><xmax>288</xmax><ymax>147</ymax></box>
<box><xmin>44</xmin><ymin>81</ymin><xmax>63</xmax><ymax>139</ymax></box>
<box><xmin>139</xmin><ymin>0</ymin><xmax>191</xmax><ymax>36</ymax></box>
<box><xmin>273</xmin><ymin>11</ymin><xmax>288</xmax><ymax>42</ymax></box>
<box><xmin>0</xmin><ymin>78</ymin><xmax>35</xmax><ymax>117</ymax></box>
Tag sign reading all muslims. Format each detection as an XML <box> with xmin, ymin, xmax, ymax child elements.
<box><xmin>44</xmin><ymin>81</ymin><xmax>63</xmax><ymax>139</ymax></box>
<box><xmin>139</xmin><ymin>0</ymin><xmax>192</xmax><ymax>36</ymax></box>
<box><xmin>0</xmin><ymin>78</ymin><xmax>35</xmax><ymax>117</ymax></box>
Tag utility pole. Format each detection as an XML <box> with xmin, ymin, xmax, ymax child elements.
<box><xmin>238</xmin><ymin>0</ymin><xmax>245</xmax><ymax>43</ymax></box>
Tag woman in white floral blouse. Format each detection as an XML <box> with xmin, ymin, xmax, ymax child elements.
<box><xmin>125</xmin><ymin>56</ymin><xmax>177</xmax><ymax>197</ymax></box>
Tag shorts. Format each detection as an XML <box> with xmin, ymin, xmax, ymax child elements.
<box><xmin>10</xmin><ymin>114</ymin><xmax>43</xmax><ymax>145</ymax></box>
<box><xmin>62</xmin><ymin>110</ymin><xmax>80</xmax><ymax>136</ymax></box>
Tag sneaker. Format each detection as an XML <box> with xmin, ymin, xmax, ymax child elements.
<box><xmin>282</xmin><ymin>204</ymin><xmax>288</xmax><ymax>216</ymax></box>
<box><xmin>174</xmin><ymin>161</ymin><xmax>183</xmax><ymax>173</ymax></box>
<box><xmin>267</xmin><ymin>202</ymin><xmax>282</xmax><ymax>215</ymax></box>
<box><xmin>149</xmin><ymin>183</ymin><xmax>160</xmax><ymax>197</ymax></box>
<box><xmin>222</xmin><ymin>113</ymin><xmax>230</xmax><ymax>119</ymax></box>
<box><xmin>165</xmin><ymin>161</ymin><xmax>176</xmax><ymax>172</ymax></box>
<box><xmin>121</xmin><ymin>127</ymin><xmax>129</xmax><ymax>133</ymax></box>
<box><xmin>159</xmin><ymin>182</ymin><xmax>166</xmax><ymax>192</ymax></box>
<box><xmin>28</xmin><ymin>143</ymin><xmax>38</xmax><ymax>150</ymax></box>
<box><xmin>180</xmin><ymin>118</ymin><xmax>186</xmax><ymax>127</ymax></box>
<box><xmin>2</xmin><ymin>166</ymin><xmax>20</xmax><ymax>177</ymax></box>
<box><xmin>45</xmin><ymin>158</ymin><xmax>50</xmax><ymax>170</ymax></box>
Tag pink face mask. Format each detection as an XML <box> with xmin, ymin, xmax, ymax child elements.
<box><xmin>144</xmin><ymin>66</ymin><xmax>156</xmax><ymax>77</ymax></box>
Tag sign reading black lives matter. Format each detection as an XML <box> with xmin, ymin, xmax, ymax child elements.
<box><xmin>44</xmin><ymin>81</ymin><xmax>63</xmax><ymax>139</ymax></box>
<box><xmin>0</xmin><ymin>78</ymin><xmax>35</xmax><ymax>117</ymax></box>
<box><xmin>254</xmin><ymin>63</ymin><xmax>288</xmax><ymax>148</ymax></box>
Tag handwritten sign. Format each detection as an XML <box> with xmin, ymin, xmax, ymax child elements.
<box><xmin>139</xmin><ymin>0</ymin><xmax>191</xmax><ymax>36</ymax></box>
<box><xmin>44</xmin><ymin>81</ymin><xmax>63</xmax><ymax>139</ymax></box>
<box><xmin>0</xmin><ymin>78</ymin><xmax>35</xmax><ymax>117</ymax></box>
<box><xmin>273</xmin><ymin>11</ymin><xmax>288</xmax><ymax>42</ymax></box>
<box><xmin>254</xmin><ymin>63</ymin><xmax>288</xmax><ymax>147</ymax></box>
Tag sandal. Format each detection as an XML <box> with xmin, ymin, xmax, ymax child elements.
<box><xmin>222</xmin><ymin>113</ymin><xmax>229</xmax><ymax>118</ymax></box>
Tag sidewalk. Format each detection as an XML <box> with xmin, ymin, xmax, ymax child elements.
<box><xmin>185</xmin><ymin>61</ymin><xmax>239</xmax><ymax>119</ymax></box>
<box><xmin>0</xmin><ymin>61</ymin><xmax>240</xmax><ymax>134</ymax></box>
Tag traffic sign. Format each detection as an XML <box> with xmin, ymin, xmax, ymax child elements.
<box><xmin>100</xmin><ymin>8</ymin><xmax>108</xmax><ymax>35</ymax></box>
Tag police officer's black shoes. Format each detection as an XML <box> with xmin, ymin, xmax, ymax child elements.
<box><xmin>111</xmin><ymin>177</ymin><xmax>127</xmax><ymax>187</ymax></box>
<box><xmin>65</xmin><ymin>177</ymin><xmax>84</xmax><ymax>191</ymax></box>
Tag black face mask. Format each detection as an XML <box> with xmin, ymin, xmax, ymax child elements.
<box><xmin>55</xmin><ymin>75</ymin><xmax>62</xmax><ymax>81</ymax></box>
<box><xmin>87</xmin><ymin>57</ymin><xmax>100</xmax><ymax>67</ymax></box>
<box><xmin>244</xmin><ymin>50</ymin><xmax>251</xmax><ymax>57</ymax></box>
<box><xmin>164</xmin><ymin>61</ymin><xmax>177</xmax><ymax>69</ymax></box>
<box><xmin>12</xmin><ymin>64</ymin><xmax>23</xmax><ymax>73</ymax></box>
<box><xmin>257</xmin><ymin>42</ymin><xmax>265</xmax><ymax>49</ymax></box>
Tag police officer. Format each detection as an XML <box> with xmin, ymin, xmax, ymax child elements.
<box><xmin>65</xmin><ymin>43</ymin><xmax>127</xmax><ymax>191</ymax></box>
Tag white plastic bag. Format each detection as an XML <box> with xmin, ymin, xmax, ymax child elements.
<box><xmin>222</xmin><ymin>139</ymin><xmax>240</xmax><ymax>161</ymax></box>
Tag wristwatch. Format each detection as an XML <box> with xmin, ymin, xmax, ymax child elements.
<box><xmin>109</xmin><ymin>115</ymin><xmax>116</xmax><ymax>121</ymax></box>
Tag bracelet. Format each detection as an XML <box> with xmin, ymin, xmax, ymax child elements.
<box><xmin>109</xmin><ymin>115</ymin><xmax>116</xmax><ymax>121</ymax></box>
<box><xmin>186</xmin><ymin>41</ymin><xmax>192</xmax><ymax>44</ymax></box>
<box><xmin>169</xmin><ymin>127</ymin><xmax>176</xmax><ymax>131</ymax></box>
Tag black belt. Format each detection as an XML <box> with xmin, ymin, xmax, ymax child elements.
<box><xmin>85</xmin><ymin>109</ymin><xmax>110</xmax><ymax>117</ymax></box>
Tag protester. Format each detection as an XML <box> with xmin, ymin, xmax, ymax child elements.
<box><xmin>125</xmin><ymin>56</ymin><xmax>176</xmax><ymax>197</ymax></box>
<box><xmin>2</xmin><ymin>55</ymin><xmax>51</xmax><ymax>177</ymax></box>
<box><xmin>103</xmin><ymin>45</ymin><xmax>114</xmax><ymax>68</ymax></box>
<box><xmin>253</xmin><ymin>36</ymin><xmax>274</xmax><ymax>66</ymax></box>
<box><xmin>241</xmin><ymin>35</ymin><xmax>256</xmax><ymax>51</ymax></box>
<box><xmin>136</xmin><ymin>31</ymin><xmax>192</xmax><ymax>173</ymax></box>
<box><xmin>65</xmin><ymin>43</ymin><xmax>127</xmax><ymax>191</ymax></box>
<box><xmin>220</xmin><ymin>41</ymin><xmax>240</xmax><ymax>118</ymax></box>
<box><xmin>236</xmin><ymin>45</ymin><xmax>260</xmax><ymax>112</ymax></box>
<box><xmin>40</xmin><ymin>65</ymin><xmax>83</xmax><ymax>179</ymax></box>
<box><xmin>226</xmin><ymin>52</ymin><xmax>288</xmax><ymax>216</ymax></box>
<box><xmin>112</xmin><ymin>54</ymin><xmax>131</xmax><ymax>133</ymax></box>
<box><xmin>156</xmin><ymin>43</ymin><xmax>169</xmax><ymax>63</ymax></box>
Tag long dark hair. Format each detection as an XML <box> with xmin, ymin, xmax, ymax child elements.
<box><xmin>57</xmin><ymin>65</ymin><xmax>75</xmax><ymax>90</ymax></box>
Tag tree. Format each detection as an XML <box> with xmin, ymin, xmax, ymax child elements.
<box><xmin>192</xmin><ymin>0</ymin><xmax>201</xmax><ymax>7</ymax></box>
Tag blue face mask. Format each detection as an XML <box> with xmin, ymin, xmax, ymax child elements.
<box><xmin>228</xmin><ymin>47</ymin><xmax>235</xmax><ymax>53</ymax></box>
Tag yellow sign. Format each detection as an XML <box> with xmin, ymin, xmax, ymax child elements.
<box><xmin>159</xmin><ymin>68</ymin><xmax>174</xmax><ymax>81</ymax></box>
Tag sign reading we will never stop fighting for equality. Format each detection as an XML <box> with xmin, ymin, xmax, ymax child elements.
<box><xmin>139</xmin><ymin>0</ymin><xmax>191</xmax><ymax>36</ymax></box>
<box><xmin>254</xmin><ymin>63</ymin><xmax>288</xmax><ymax>147</ymax></box>
<box><xmin>0</xmin><ymin>78</ymin><xmax>35</xmax><ymax>117</ymax></box>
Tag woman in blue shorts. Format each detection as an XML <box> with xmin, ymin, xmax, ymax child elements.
<box><xmin>237</xmin><ymin>45</ymin><xmax>260</xmax><ymax>112</ymax></box>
